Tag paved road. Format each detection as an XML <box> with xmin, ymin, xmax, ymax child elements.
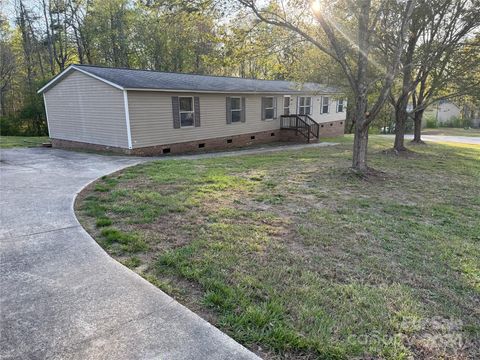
<box><xmin>402</xmin><ymin>134</ymin><xmax>480</xmax><ymax>145</ymax></box>
<box><xmin>0</xmin><ymin>147</ymin><xmax>261</xmax><ymax>360</ymax></box>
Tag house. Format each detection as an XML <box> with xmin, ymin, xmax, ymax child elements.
<box><xmin>424</xmin><ymin>100</ymin><xmax>462</xmax><ymax>126</ymax></box>
<box><xmin>38</xmin><ymin>65</ymin><xmax>346</xmax><ymax>155</ymax></box>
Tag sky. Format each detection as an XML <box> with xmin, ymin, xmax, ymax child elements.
<box><xmin>1</xmin><ymin>0</ymin><xmax>21</xmax><ymax>26</ymax></box>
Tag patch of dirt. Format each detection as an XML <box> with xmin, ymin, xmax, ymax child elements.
<box><xmin>329</xmin><ymin>166</ymin><xmax>391</xmax><ymax>182</ymax></box>
<box><xmin>380</xmin><ymin>147</ymin><xmax>421</xmax><ymax>158</ymax></box>
<box><xmin>409</xmin><ymin>140</ymin><xmax>428</xmax><ymax>146</ymax></box>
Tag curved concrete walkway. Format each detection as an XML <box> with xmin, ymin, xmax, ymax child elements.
<box><xmin>0</xmin><ymin>147</ymin><xmax>261</xmax><ymax>360</ymax></box>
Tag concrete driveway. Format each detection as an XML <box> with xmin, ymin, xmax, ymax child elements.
<box><xmin>0</xmin><ymin>147</ymin><xmax>259</xmax><ymax>360</ymax></box>
<box><xmin>414</xmin><ymin>134</ymin><xmax>480</xmax><ymax>145</ymax></box>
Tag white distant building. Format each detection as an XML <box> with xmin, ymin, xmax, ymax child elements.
<box><xmin>424</xmin><ymin>100</ymin><xmax>462</xmax><ymax>125</ymax></box>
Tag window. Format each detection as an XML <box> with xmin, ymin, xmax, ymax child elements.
<box><xmin>230</xmin><ymin>97</ymin><xmax>242</xmax><ymax>123</ymax></box>
<box><xmin>179</xmin><ymin>97</ymin><xmax>194</xmax><ymax>127</ymax></box>
<box><xmin>298</xmin><ymin>97</ymin><xmax>312</xmax><ymax>115</ymax></box>
<box><xmin>321</xmin><ymin>96</ymin><xmax>330</xmax><ymax>114</ymax></box>
<box><xmin>337</xmin><ymin>99</ymin><xmax>345</xmax><ymax>113</ymax></box>
<box><xmin>283</xmin><ymin>96</ymin><xmax>291</xmax><ymax>115</ymax></box>
<box><xmin>227</xmin><ymin>96</ymin><xmax>245</xmax><ymax>124</ymax></box>
<box><xmin>264</xmin><ymin>97</ymin><xmax>276</xmax><ymax>120</ymax></box>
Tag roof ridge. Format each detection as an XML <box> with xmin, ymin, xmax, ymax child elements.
<box><xmin>73</xmin><ymin>64</ymin><xmax>310</xmax><ymax>84</ymax></box>
<box><xmin>39</xmin><ymin>64</ymin><xmax>341</xmax><ymax>94</ymax></box>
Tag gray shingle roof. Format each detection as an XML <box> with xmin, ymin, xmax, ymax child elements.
<box><xmin>39</xmin><ymin>64</ymin><xmax>340</xmax><ymax>94</ymax></box>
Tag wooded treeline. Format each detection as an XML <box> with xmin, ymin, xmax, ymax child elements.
<box><xmin>1</xmin><ymin>0</ymin><xmax>479</xmax><ymax>170</ymax></box>
<box><xmin>1</xmin><ymin>0</ymin><xmax>328</xmax><ymax>135</ymax></box>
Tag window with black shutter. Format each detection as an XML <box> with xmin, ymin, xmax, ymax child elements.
<box><xmin>179</xmin><ymin>97</ymin><xmax>194</xmax><ymax>127</ymax></box>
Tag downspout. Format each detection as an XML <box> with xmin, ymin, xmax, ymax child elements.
<box><xmin>43</xmin><ymin>93</ymin><xmax>52</xmax><ymax>138</ymax></box>
<box><xmin>123</xmin><ymin>90</ymin><xmax>133</xmax><ymax>150</ymax></box>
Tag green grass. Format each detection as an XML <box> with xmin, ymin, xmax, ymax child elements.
<box><xmin>0</xmin><ymin>136</ymin><xmax>50</xmax><ymax>148</ymax></box>
<box><xmin>76</xmin><ymin>136</ymin><xmax>480</xmax><ymax>359</ymax></box>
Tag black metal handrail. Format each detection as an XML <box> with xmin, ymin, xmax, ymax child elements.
<box><xmin>299</xmin><ymin>114</ymin><xmax>320</xmax><ymax>139</ymax></box>
<box><xmin>280</xmin><ymin>114</ymin><xmax>320</xmax><ymax>143</ymax></box>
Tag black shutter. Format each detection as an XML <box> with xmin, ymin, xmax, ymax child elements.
<box><xmin>194</xmin><ymin>96</ymin><xmax>201</xmax><ymax>127</ymax></box>
<box><xmin>226</xmin><ymin>97</ymin><xmax>232</xmax><ymax>124</ymax></box>
<box><xmin>241</xmin><ymin>97</ymin><xmax>246</xmax><ymax>122</ymax></box>
<box><xmin>273</xmin><ymin>97</ymin><xmax>278</xmax><ymax>119</ymax></box>
<box><xmin>261</xmin><ymin>97</ymin><xmax>266</xmax><ymax>120</ymax></box>
<box><xmin>172</xmin><ymin>96</ymin><xmax>180</xmax><ymax>129</ymax></box>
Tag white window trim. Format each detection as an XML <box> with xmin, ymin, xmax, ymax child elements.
<box><xmin>321</xmin><ymin>96</ymin><xmax>330</xmax><ymax>114</ymax></box>
<box><xmin>264</xmin><ymin>96</ymin><xmax>276</xmax><ymax>121</ymax></box>
<box><xmin>179</xmin><ymin>96</ymin><xmax>195</xmax><ymax>128</ymax></box>
<box><xmin>337</xmin><ymin>99</ymin><xmax>345</xmax><ymax>113</ymax></box>
<box><xmin>283</xmin><ymin>95</ymin><xmax>291</xmax><ymax>115</ymax></box>
<box><xmin>230</xmin><ymin>96</ymin><xmax>242</xmax><ymax>123</ymax></box>
<box><xmin>298</xmin><ymin>96</ymin><xmax>312</xmax><ymax>115</ymax></box>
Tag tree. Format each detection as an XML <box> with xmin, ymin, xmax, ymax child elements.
<box><xmin>410</xmin><ymin>35</ymin><xmax>480</xmax><ymax>142</ymax></box>
<box><xmin>83</xmin><ymin>0</ymin><xmax>131</xmax><ymax>67</ymax></box>
<box><xmin>390</xmin><ymin>0</ymin><xmax>480</xmax><ymax>149</ymax></box>
<box><xmin>238</xmin><ymin>0</ymin><xmax>415</xmax><ymax>172</ymax></box>
<box><xmin>206</xmin><ymin>9</ymin><xmax>307</xmax><ymax>79</ymax></box>
<box><xmin>0</xmin><ymin>15</ymin><xmax>16</xmax><ymax>116</ymax></box>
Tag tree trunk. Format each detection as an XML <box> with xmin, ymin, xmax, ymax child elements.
<box><xmin>394</xmin><ymin>121</ymin><xmax>406</xmax><ymax>151</ymax></box>
<box><xmin>392</xmin><ymin>22</ymin><xmax>418</xmax><ymax>152</ymax></box>
<box><xmin>411</xmin><ymin>109</ymin><xmax>424</xmax><ymax>143</ymax></box>
<box><xmin>352</xmin><ymin>96</ymin><xmax>369</xmax><ymax>171</ymax></box>
<box><xmin>42</xmin><ymin>0</ymin><xmax>55</xmax><ymax>75</ymax></box>
<box><xmin>393</xmin><ymin>103</ymin><xmax>408</xmax><ymax>151</ymax></box>
<box><xmin>0</xmin><ymin>89</ymin><xmax>6</xmax><ymax>116</ymax></box>
<box><xmin>352</xmin><ymin>120</ymin><xmax>369</xmax><ymax>171</ymax></box>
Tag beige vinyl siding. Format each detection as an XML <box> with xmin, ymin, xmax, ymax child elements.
<box><xmin>290</xmin><ymin>95</ymin><xmax>347</xmax><ymax>123</ymax></box>
<box><xmin>44</xmin><ymin>70</ymin><xmax>128</xmax><ymax>148</ymax></box>
<box><xmin>128</xmin><ymin>91</ymin><xmax>283</xmax><ymax>148</ymax></box>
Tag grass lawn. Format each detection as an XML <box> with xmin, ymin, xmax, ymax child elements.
<box><xmin>422</xmin><ymin>127</ymin><xmax>480</xmax><ymax>137</ymax></box>
<box><xmin>0</xmin><ymin>136</ymin><xmax>50</xmax><ymax>148</ymax></box>
<box><xmin>76</xmin><ymin>136</ymin><xmax>479</xmax><ymax>359</ymax></box>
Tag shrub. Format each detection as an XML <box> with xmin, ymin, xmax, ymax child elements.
<box><xmin>0</xmin><ymin>93</ymin><xmax>48</xmax><ymax>136</ymax></box>
<box><xmin>0</xmin><ymin>116</ymin><xmax>22</xmax><ymax>136</ymax></box>
<box><xmin>425</xmin><ymin>117</ymin><xmax>438</xmax><ymax>129</ymax></box>
<box><xmin>439</xmin><ymin>116</ymin><xmax>469</xmax><ymax>128</ymax></box>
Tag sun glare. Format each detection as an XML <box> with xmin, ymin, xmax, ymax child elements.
<box><xmin>311</xmin><ymin>0</ymin><xmax>322</xmax><ymax>14</ymax></box>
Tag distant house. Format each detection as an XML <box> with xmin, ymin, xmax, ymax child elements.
<box><xmin>423</xmin><ymin>100</ymin><xmax>461</xmax><ymax>127</ymax></box>
<box><xmin>423</xmin><ymin>100</ymin><xmax>480</xmax><ymax>128</ymax></box>
<box><xmin>38</xmin><ymin>65</ymin><xmax>346</xmax><ymax>155</ymax></box>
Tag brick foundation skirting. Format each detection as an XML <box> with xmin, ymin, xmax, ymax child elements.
<box><xmin>319</xmin><ymin>119</ymin><xmax>345</xmax><ymax>137</ymax></box>
<box><xmin>131</xmin><ymin>129</ymin><xmax>284</xmax><ymax>156</ymax></box>
<box><xmin>51</xmin><ymin>138</ymin><xmax>128</xmax><ymax>154</ymax></box>
<box><xmin>51</xmin><ymin>120</ymin><xmax>344</xmax><ymax>156</ymax></box>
